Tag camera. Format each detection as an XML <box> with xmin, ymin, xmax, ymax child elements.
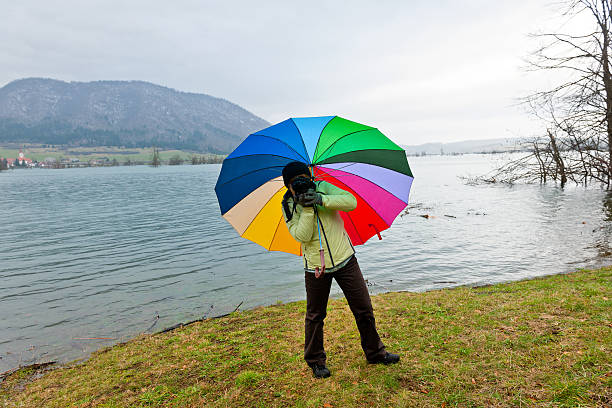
<box><xmin>291</xmin><ymin>176</ymin><xmax>316</xmax><ymax>196</ymax></box>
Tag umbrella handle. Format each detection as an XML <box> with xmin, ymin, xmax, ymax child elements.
<box><xmin>314</xmin><ymin>205</ymin><xmax>335</xmax><ymax>267</ymax></box>
<box><xmin>315</xmin><ymin>249</ymin><xmax>326</xmax><ymax>278</ymax></box>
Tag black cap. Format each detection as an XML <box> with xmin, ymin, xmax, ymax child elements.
<box><xmin>282</xmin><ymin>161</ymin><xmax>310</xmax><ymax>187</ymax></box>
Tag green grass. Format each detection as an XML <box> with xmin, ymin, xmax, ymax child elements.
<box><xmin>1</xmin><ymin>267</ymin><xmax>610</xmax><ymax>407</ymax></box>
<box><xmin>0</xmin><ymin>145</ymin><xmax>224</xmax><ymax>163</ymax></box>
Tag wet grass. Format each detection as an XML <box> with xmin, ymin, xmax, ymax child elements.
<box><xmin>1</xmin><ymin>267</ymin><xmax>610</xmax><ymax>407</ymax></box>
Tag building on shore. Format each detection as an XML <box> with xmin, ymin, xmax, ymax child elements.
<box><xmin>4</xmin><ymin>149</ymin><xmax>36</xmax><ymax>168</ymax></box>
<box><xmin>16</xmin><ymin>149</ymin><xmax>33</xmax><ymax>166</ymax></box>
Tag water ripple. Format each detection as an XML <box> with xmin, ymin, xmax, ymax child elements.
<box><xmin>1</xmin><ymin>158</ymin><xmax>610</xmax><ymax>373</ymax></box>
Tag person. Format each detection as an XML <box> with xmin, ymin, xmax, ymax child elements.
<box><xmin>281</xmin><ymin>161</ymin><xmax>399</xmax><ymax>379</ymax></box>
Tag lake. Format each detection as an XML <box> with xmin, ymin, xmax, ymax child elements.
<box><xmin>1</xmin><ymin>154</ymin><xmax>611</xmax><ymax>373</ymax></box>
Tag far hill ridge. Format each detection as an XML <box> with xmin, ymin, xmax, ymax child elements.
<box><xmin>0</xmin><ymin>78</ymin><xmax>269</xmax><ymax>154</ymax></box>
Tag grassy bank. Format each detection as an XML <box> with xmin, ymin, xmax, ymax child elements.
<box><xmin>1</xmin><ymin>268</ymin><xmax>610</xmax><ymax>407</ymax></box>
<box><xmin>0</xmin><ymin>146</ymin><xmax>224</xmax><ymax>164</ymax></box>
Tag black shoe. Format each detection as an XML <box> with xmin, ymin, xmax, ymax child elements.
<box><xmin>369</xmin><ymin>352</ymin><xmax>400</xmax><ymax>365</ymax></box>
<box><xmin>309</xmin><ymin>363</ymin><xmax>331</xmax><ymax>378</ymax></box>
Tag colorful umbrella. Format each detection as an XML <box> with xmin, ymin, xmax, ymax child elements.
<box><xmin>214</xmin><ymin>116</ymin><xmax>413</xmax><ymax>255</ymax></box>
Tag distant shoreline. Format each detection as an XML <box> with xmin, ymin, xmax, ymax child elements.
<box><xmin>0</xmin><ymin>144</ymin><xmax>225</xmax><ymax>169</ymax></box>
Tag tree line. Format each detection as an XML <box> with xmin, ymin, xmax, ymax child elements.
<box><xmin>149</xmin><ymin>148</ymin><xmax>225</xmax><ymax>167</ymax></box>
<box><xmin>0</xmin><ymin>120</ymin><xmax>231</xmax><ymax>154</ymax></box>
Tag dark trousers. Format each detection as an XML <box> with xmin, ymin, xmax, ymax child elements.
<box><xmin>304</xmin><ymin>256</ymin><xmax>386</xmax><ymax>365</ymax></box>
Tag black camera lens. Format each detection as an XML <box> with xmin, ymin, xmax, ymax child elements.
<box><xmin>291</xmin><ymin>177</ymin><xmax>315</xmax><ymax>195</ymax></box>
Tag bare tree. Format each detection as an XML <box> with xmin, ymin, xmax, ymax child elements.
<box><xmin>150</xmin><ymin>147</ymin><xmax>161</xmax><ymax>167</ymax></box>
<box><xmin>489</xmin><ymin>0</ymin><xmax>612</xmax><ymax>188</ymax></box>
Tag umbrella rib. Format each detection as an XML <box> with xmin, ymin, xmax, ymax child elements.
<box><xmin>316</xmin><ymin>164</ymin><xmax>409</xmax><ymax>204</ymax></box>
<box><xmin>311</xmin><ymin>116</ymin><xmax>337</xmax><ymax>163</ymax></box>
<box><xmin>215</xmin><ymin>164</ymin><xmax>286</xmax><ymax>189</ymax></box>
<box><xmin>317</xmin><ymin>166</ymin><xmax>390</xmax><ymax>235</ymax></box>
<box><xmin>317</xmin><ymin>159</ymin><xmax>409</xmax><ymax>175</ymax></box>
<box><xmin>246</xmin><ymin>134</ymin><xmax>310</xmax><ymax>164</ymax></box>
<box><xmin>267</xmin><ymin>212</ymin><xmax>285</xmax><ymax>250</ymax></box>
<box><xmin>239</xmin><ymin>183</ymin><xmax>286</xmax><ymax>241</ymax></box>
<box><xmin>314</xmin><ymin>128</ymin><xmax>381</xmax><ymax>163</ymax></box>
<box><xmin>217</xmin><ymin>150</ymin><xmax>305</xmax><ymax>187</ymax></box>
<box><xmin>222</xmin><ymin>152</ymin><xmax>306</xmax><ymax>165</ymax></box>
<box><xmin>317</xmin><ymin>162</ymin><xmax>358</xmax><ymax>172</ymax></box>
<box><xmin>317</xmin><ymin>148</ymin><xmax>412</xmax><ymax>176</ymax></box>
<box><xmin>290</xmin><ymin>118</ymin><xmax>312</xmax><ymax>164</ymax></box>
<box><xmin>345</xmin><ymin>211</ymin><xmax>364</xmax><ymax>246</ymax></box>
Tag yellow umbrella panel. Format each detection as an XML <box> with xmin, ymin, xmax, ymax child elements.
<box><xmin>221</xmin><ymin>176</ymin><xmax>302</xmax><ymax>255</ymax></box>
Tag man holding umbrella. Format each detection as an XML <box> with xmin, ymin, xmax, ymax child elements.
<box><xmin>281</xmin><ymin>161</ymin><xmax>400</xmax><ymax>379</ymax></box>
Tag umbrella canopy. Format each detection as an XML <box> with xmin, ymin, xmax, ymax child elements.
<box><xmin>214</xmin><ymin>116</ymin><xmax>413</xmax><ymax>255</ymax></box>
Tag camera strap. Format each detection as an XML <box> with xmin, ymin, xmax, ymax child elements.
<box><xmin>314</xmin><ymin>205</ymin><xmax>335</xmax><ymax>267</ymax></box>
<box><xmin>281</xmin><ymin>190</ymin><xmax>297</xmax><ymax>222</ymax></box>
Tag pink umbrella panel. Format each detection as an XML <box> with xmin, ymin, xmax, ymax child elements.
<box><xmin>313</xmin><ymin>162</ymin><xmax>413</xmax><ymax>245</ymax></box>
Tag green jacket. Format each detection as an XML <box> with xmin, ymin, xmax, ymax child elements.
<box><xmin>282</xmin><ymin>181</ymin><xmax>357</xmax><ymax>270</ymax></box>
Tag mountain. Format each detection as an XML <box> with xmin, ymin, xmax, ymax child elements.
<box><xmin>0</xmin><ymin>78</ymin><xmax>269</xmax><ymax>153</ymax></box>
<box><xmin>402</xmin><ymin>138</ymin><xmax>525</xmax><ymax>155</ymax></box>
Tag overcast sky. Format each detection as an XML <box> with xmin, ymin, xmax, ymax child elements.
<box><xmin>1</xmin><ymin>1</ymin><xmax>584</xmax><ymax>145</ymax></box>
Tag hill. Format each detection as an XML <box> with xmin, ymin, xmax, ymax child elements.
<box><xmin>0</xmin><ymin>78</ymin><xmax>269</xmax><ymax>154</ymax></box>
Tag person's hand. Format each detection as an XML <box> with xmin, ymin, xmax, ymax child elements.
<box><xmin>301</xmin><ymin>190</ymin><xmax>323</xmax><ymax>207</ymax></box>
<box><xmin>296</xmin><ymin>193</ymin><xmax>308</xmax><ymax>207</ymax></box>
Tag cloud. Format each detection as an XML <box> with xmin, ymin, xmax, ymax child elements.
<box><xmin>0</xmin><ymin>0</ymin><xmax>579</xmax><ymax>144</ymax></box>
